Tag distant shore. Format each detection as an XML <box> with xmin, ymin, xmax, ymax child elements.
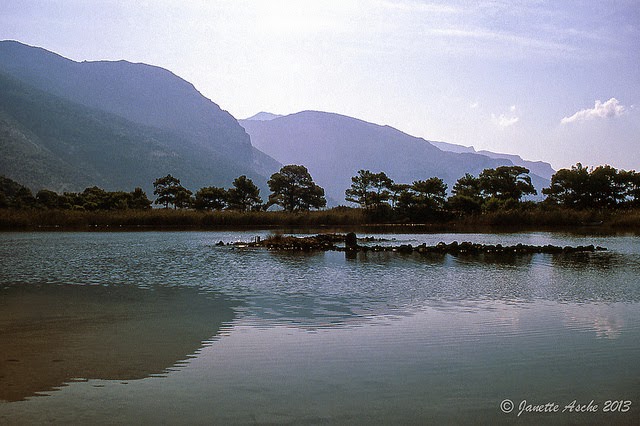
<box><xmin>1</xmin><ymin>207</ymin><xmax>639</xmax><ymax>233</ymax></box>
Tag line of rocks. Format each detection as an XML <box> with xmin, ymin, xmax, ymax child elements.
<box><xmin>228</xmin><ymin>233</ymin><xmax>606</xmax><ymax>254</ymax></box>
<box><xmin>338</xmin><ymin>241</ymin><xmax>606</xmax><ymax>254</ymax></box>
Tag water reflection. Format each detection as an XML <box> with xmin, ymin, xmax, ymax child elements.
<box><xmin>1</xmin><ymin>232</ymin><xmax>639</xmax><ymax>424</ymax></box>
<box><xmin>550</xmin><ymin>250</ymin><xmax>624</xmax><ymax>269</ymax></box>
<box><xmin>0</xmin><ymin>284</ymin><xmax>238</xmax><ymax>402</ymax></box>
<box><xmin>244</xmin><ymin>246</ymin><xmax>640</xmax><ymax>328</ymax></box>
<box><xmin>563</xmin><ymin>303</ymin><xmax>630</xmax><ymax>339</ymax></box>
<box><xmin>2</xmin><ymin>232</ymin><xmax>639</xmax><ymax>356</ymax></box>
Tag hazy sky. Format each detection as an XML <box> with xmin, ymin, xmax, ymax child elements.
<box><xmin>1</xmin><ymin>0</ymin><xmax>639</xmax><ymax>170</ymax></box>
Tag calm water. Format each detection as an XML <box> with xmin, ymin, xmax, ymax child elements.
<box><xmin>0</xmin><ymin>231</ymin><xmax>639</xmax><ymax>425</ymax></box>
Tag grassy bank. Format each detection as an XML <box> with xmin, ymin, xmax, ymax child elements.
<box><xmin>0</xmin><ymin>208</ymin><xmax>366</xmax><ymax>231</ymax></box>
<box><xmin>2</xmin><ymin>207</ymin><xmax>640</xmax><ymax>233</ymax></box>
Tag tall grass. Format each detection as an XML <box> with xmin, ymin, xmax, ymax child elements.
<box><xmin>1</xmin><ymin>206</ymin><xmax>639</xmax><ymax>232</ymax></box>
<box><xmin>453</xmin><ymin>207</ymin><xmax>640</xmax><ymax>232</ymax></box>
<box><xmin>0</xmin><ymin>207</ymin><xmax>367</xmax><ymax>230</ymax></box>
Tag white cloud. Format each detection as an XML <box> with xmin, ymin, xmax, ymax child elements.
<box><xmin>426</xmin><ymin>27</ymin><xmax>576</xmax><ymax>57</ymax></box>
<box><xmin>491</xmin><ymin>105</ymin><xmax>519</xmax><ymax>128</ymax></box>
<box><xmin>492</xmin><ymin>114</ymin><xmax>519</xmax><ymax>128</ymax></box>
<box><xmin>561</xmin><ymin>98</ymin><xmax>625</xmax><ymax>124</ymax></box>
<box><xmin>378</xmin><ymin>0</ymin><xmax>461</xmax><ymax>14</ymax></box>
<box><xmin>470</xmin><ymin>101</ymin><xmax>480</xmax><ymax>109</ymax></box>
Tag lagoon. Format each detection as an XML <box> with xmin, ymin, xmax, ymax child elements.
<box><xmin>1</xmin><ymin>231</ymin><xmax>639</xmax><ymax>424</ymax></box>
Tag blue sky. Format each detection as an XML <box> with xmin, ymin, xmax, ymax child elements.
<box><xmin>1</xmin><ymin>0</ymin><xmax>638</xmax><ymax>170</ymax></box>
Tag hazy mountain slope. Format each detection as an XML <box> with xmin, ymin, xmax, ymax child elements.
<box><xmin>476</xmin><ymin>150</ymin><xmax>555</xmax><ymax>181</ymax></box>
<box><xmin>240</xmin><ymin>111</ymin><xmax>547</xmax><ymax>204</ymax></box>
<box><xmin>0</xmin><ymin>41</ymin><xmax>251</xmax><ymax>160</ymax></box>
<box><xmin>0</xmin><ymin>41</ymin><xmax>281</xmax><ymax>192</ymax></box>
<box><xmin>244</xmin><ymin>112</ymin><xmax>283</xmax><ymax>121</ymax></box>
<box><xmin>428</xmin><ymin>141</ymin><xmax>476</xmax><ymax>154</ymax></box>
<box><xmin>250</xmin><ymin>146</ymin><xmax>282</xmax><ymax>180</ymax></box>
<box><xmin>0</xmin><ymin>71</ymin><xmax>263</xmax><ymax>193</ymax></box>
<box><xmin>0</xmin><ymin>107</ymin><xmax>93</xmax><ymax>193</ymax></box>
<box><xmin>429</xmin><ymin>141</ymin><xmax>555</xmax><ymax>180</ymax></box>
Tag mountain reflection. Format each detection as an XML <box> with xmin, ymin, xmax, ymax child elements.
<box><xmin>0</xmin><ymin>284</ymin><xmax>238</xmax><ymax>402</ymax></box>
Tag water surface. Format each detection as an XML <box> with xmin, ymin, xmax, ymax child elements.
<box><xmin>1</xmin><ymin>231</ymin><xmax>639</xmax><ymax>424</ymax></box>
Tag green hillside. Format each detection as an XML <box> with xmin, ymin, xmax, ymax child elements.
<box><xmin>0</xmin><ymin>40</ymin><xmax>280</xmax><ymax>193</ymax></box>
<box><xmin>0</xmin><ymin>71</ymin><xmax>264</xmax><ymax>193</ymax></box>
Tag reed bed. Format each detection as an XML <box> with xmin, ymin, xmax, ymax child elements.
<box><xmin>1</xmin><ymin>207</ymin><xmax>638</xmax><ymax>232</ymax></box>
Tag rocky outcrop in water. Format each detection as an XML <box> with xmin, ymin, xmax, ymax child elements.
<box><xmin>232</xmin><ymin>234</ymin><xmax>606</xmax><ymax>254</ymax></box>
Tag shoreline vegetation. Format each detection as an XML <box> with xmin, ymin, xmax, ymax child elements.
<box><xmin>2</xmin><ymin>162</ymin><xmax>640</xmax><ymax>233</ymax></box>
<box><xmin>1</xmin><ymin>206</ymin><xmax>640</xmax><ymax>233</ymax></box>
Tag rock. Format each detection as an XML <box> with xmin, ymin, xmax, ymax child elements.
<box><xmin>345</xmin><ymin>232</ymin><xmax>358</xmax><ymax>249</ymax></box>
<box><xmin>398</xmin><ymin>244</ymin><xmax>413</xmax><ymax>253</ymax></box>
<box><xmin>234</xmin><ymin>233</ymin><xmax>606</xmax><ymax>256</ymax></box>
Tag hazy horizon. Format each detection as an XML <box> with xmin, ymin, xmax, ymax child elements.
<box><xmin>1</xmin><ymin>0</ymin><xmax>638</xmax><ymax>171</ymax></box>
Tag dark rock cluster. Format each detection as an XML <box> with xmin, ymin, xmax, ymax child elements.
<box><xmin>339</xmin><ymin>241</ymin><xmax>606</xmax><ymax>254</ymax></box>
<box><xmin>235</xmin><ymin>234</ymin><xmax>606</xmax><ymax>254</ymax></box>
<box><xmin>244</xmin><ymin>234</ymin><xmax>344</xmax><ymax>251</ymax></box>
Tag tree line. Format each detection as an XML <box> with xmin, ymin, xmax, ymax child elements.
<box><xmin>152</xmin><ymin>165</ymin><xmax>326</xmax><ymax>212</ymax></box>
<box><xmin>1</xmin><ymin>163</ymin><xmax>639</xmax><ymax>218</ymax></box>
<box><xmin>0</xmin><ymin>165</ymin><xmax>326</xmax><ymax>213</ymax></box>
<box><xmin>0</xmin><ymin>176</ymin><xmax>152</xmax><ymax>211</ymax></box>
<box><xmin>543</xmin><ymin>163</ymin><xmax>640</xmax><ymax>209</ymax></box>
<box><xmin>344</xmin><ymin>166</ymin><xmax>537</xmax><ymax>221</ymax></box>
<box><xmin>344</xmin><ymin>164</ymin><xmax>640</xmax><ymax>220</ymax></box>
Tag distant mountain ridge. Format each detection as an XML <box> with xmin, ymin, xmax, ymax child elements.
<box><xmin>240</xmin><ymin>111</ymin><xmax>551</xmax><ymax>205</ymax></box>
<box><xmin>0</xmin><ymin>40</ymin><xmax>280</xmax><ymax>192</ymax></box>
<box><xmin>0</xmin><ymin>40</ymin><xmax>552</xmax><ymax>202</ymax></box>
<box><xmin>244</xmin><ymin>112</ymin><xmax>284</xmax><ymax>121</ymax></box>
<box><xmin>429</xmin><ymin>141</ymin><xmax>555</xmax><ymax>180</ymax></box>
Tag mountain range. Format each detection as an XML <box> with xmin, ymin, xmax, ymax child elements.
<box><xmin>428</xmin><ymin>141</ymin><xmax>554</xmax><ymax>181</ymax></box>
<box><xmin>240</xmin><ymin>111</ymin><xmax>552</xmax><ymax>204</ymax></box>
<box><xmin>0</xmin><ymin>41</ymin><xmax>553</xmax><ymax>204</ymax></box>
<box><xmin>0</xmin><ymin>40</ymin><xmax>279</xmax><ymax>193</ymax></box>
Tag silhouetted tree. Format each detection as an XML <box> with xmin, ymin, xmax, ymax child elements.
<box><xmin>590</xmin><ymin>165</ymin><xmax>625</xmax><ymax>208</ymax></box>
<box><xmin>194</xmin><ymin>186</ymin><xmax>227</xmax><ymax>211</ymax></box>
<box><xmin>227</xmin><ymin>175</ymin><xmax>262</xmax><ymax>211</ymax></box>
<box><xmin>389</xmin><ymin>183</ymin><xmax>410</xmax><ymax>209</ymax></box>
<box><xmin>106</xmin><ymin>191</ymin><xmax>131</xmax><ymax>210</ymax></box>
<box><xmin>345</xmin><ymin>170</ymin><xmax>394</xmax><ymax>209</ymax></box>
<box><xmin>268</xmin><ymin>165</ymin><xmax>326</xmax><ymax>212</ymax></box>
<box><xmin>447</xmin><ymin>173</ymin><xmax>483</xmax><ymax>214</ymax></box>
<box><xmin>12</xmin><ymin>186</ymin><xmax>36</xmax><ymax>208</ymax></box>
<box><xmin>0</xmin><ymin>176</ymin><xmax>35</xmax><ymax>208</ymax></box>
<box><xmin>543</xmin><ymin>164</ymin><xmax>639</xmax><ymax>209</ymax></box>
<box><xmin>479</xmin><ymin>166</ymin><xmax>536</xmax><ymax>202</ymax></box>
<box><xmin>397</xmin><ymin>177</ymin><xmax>447</xmax><ymax>220</ymax></box>
<box><xmin>345</xmin><ymin>169</ymin><xmax>373</xmax><ymax>208</ymax></box>
<box><xmin>36</xmin><ymin>189</ymin><xmax>61</xmax><ymax>209</ymax></box>
<box><xmin>129</xmin><ymin>188</ymin><xmax>152</xmax><ymax>210</ymax></box>
<box><xmin>60</xmin><ymin>192</ymin><xmax>83</xmax><ymax>210</ymax></box>
<box><xmin>81</xmin><ymin>186</ymin><xmax>110</xmax><ymax>210</ymax></box>
<box><xmin>153</xmin><ymin>174</ymin><xmax>189</xmax><ymax>209</ymax></box>
<box><xmin>174</xmin><ymin>188</ymin><xmax>193</xmax><ymax>209</ymax></box>
<box><xmin>452</xmin><ymin>173</ymin><xmax>482</xmax><ymax>199</ymax></box>
<box><xmin>543</xmin><ymin>163</ymin><xmax>591</xmax><ymax>208</ymax></box>
<box><xmin>621</xmin><ymin>170</ymin><xmax>640</xmax><ymax>207</ymax></box>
